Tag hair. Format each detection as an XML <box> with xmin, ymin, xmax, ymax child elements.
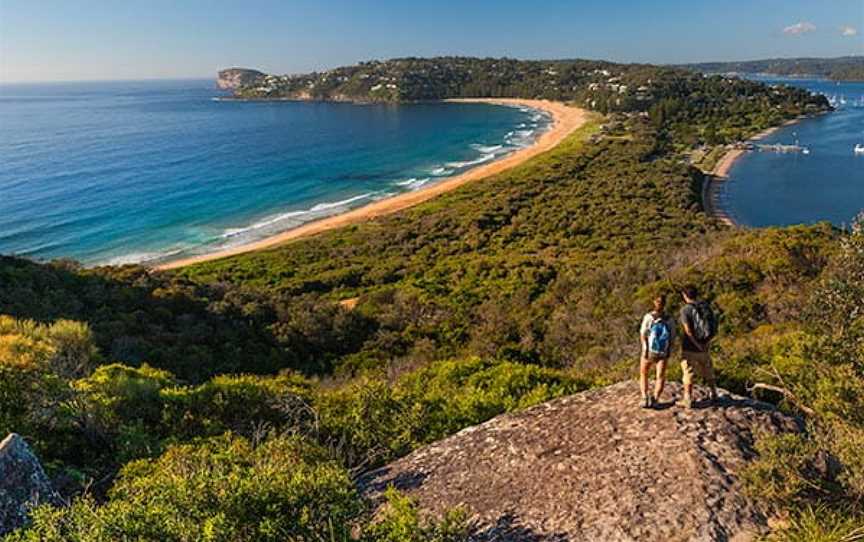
<box><xmin>653</xmin><ymin>295</ymin><xmax>666</xmax><ymax>308</ymax></box>
<box><xmin>682</xmin><ymin>285</ymin><xmax>699</xmax><ymax>299</ymax></box>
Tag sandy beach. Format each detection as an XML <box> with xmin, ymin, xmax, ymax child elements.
<box><xmin>156</xmin><ymin>99</ymin><xmax>591</xmax><ymax>270</ymax></box>
<box><xmin>703</xmin><ymin>118</ymin><xmax>804</xmax><ymax>226</ymax></box>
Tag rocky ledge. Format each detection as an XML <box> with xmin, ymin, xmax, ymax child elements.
<box><xmin>359</xmin><ymin>381</ymin><xmax>799</xmax><ymax>542</ymax></box>
<box><xmin>0</xmin><ymin>433</ymin><xmax>61</xmax><ymax>535</ymax></box>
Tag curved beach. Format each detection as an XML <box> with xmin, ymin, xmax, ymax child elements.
<box><xmin>156</xmin><ymin>99</ymin><xmax>591</xmax><ymax>270</ymax></box>
<box><xmin>703</xmin><ymin>120</ymin><xmax>802</xmax><ymax>227</ymax></box>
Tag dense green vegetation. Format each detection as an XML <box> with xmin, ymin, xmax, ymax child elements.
<box><xmin>681</xmin><ymin>55</ymin><xmax>864</xmax><ymax>81</ymax></box>
<box><xmin>0</xmin><ymin>317</ymin><xmax>579</xmax><ymax>539</ymax></box>
<box><xmin>233</xmin><ymin>56</ymin><xmax>829</xmax><ymax>117</ymax></box>
<box><xmin>0</xmin><ymin>58</ymin><xmax>858</xmax><ymax>539</ymax></box>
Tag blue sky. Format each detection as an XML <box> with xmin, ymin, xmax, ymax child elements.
<box><xmin>1</xmin><ymin>0</ymin><xmax>861</xmax><ymax>82</ymax></box>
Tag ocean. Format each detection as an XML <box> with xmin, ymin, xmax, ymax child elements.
<box><xmin>0</xmin><ymin>80</ymin><xmax>548</xmax><ymax>265</ymax></box>
<box><xmin>721</xmin><ymin>77</ymin><xmax>864</xmax><ymax>228</ymax></box>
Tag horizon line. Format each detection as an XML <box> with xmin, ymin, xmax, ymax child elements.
<box><xmin>2</xmin><ymin>53</ymin><xmax>861</xmax><ymax>85</ymax></box>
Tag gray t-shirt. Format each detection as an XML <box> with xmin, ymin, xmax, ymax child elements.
<box><xmin>680</xmin><ymin>303</ymin><xmax>701</xmax><ymax>352</ymax></box>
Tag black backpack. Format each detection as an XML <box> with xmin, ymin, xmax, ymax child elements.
<box><xmin>690</xmin><ymin>301</ymin><xmax>717</xmax><ymax>342</ymax></box>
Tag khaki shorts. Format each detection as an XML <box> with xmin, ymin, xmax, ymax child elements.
<box><xmin>681</xmin><ymin>350</ymin><xmax>714</xmax><ymax>386</ymax></box>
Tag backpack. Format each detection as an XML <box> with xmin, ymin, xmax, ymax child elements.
<box><xmin>690</xmin><ymin>301</ymin><xmax>717</xmax><ymax>342</ymax></box>
<box><xmin>647</xmin><ymin>317</ymin><xmax>672</xmax><ymax>356</ymax></box>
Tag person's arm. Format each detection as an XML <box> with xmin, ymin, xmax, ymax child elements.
<box><xmin>667</xmin><ymin>317</ymin><xmax>677</xmax><ymax>344</ymax></box>
<box><xmin>681</xmin><ymin>321</ymin><xmax>704</xmax><ymax>352</ymax></box>
<box><xmin>640</xmin><ymin>316</ymin><xmax>649</xmax><ymax>352</ymax></box>
<box><xmin>680</xmin><ymin>306</ymin><xmax>705</xmax><ymax>352</ymax></box>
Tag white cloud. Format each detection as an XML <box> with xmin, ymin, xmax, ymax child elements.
<box><xmin>783</xmin><ymin>21</ymin><xmax>816</xmax><ymax>35</ymax></box>
<box><xmin>841</xmin><ymin>25</ymin><xmax>858</xmax><ymax>37</ymax></box>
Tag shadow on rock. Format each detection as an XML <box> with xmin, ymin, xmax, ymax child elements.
<box><xmin>470</xmin><ymin>514</ymin><xmax>570</xmax><ymax>542</ymax></box>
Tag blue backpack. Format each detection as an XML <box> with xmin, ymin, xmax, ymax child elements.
<box><xmin>648</xmin><ymin>318</ymin><xmax>672</xmax><ymax>357</ymax></box>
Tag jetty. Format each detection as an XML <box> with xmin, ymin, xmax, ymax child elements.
<box><xmin>755</xmin><ymin>142</ymin><xmax>809</xmax><ymax>154</ymax></box>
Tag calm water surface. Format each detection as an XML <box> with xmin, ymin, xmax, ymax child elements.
<box><xmin>722</xmin><ymin>77</ymin><xmax>864</xmax><ymax>227</ymax></box>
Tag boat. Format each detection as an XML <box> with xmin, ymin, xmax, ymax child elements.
<box><xmin>855</xmin><ymin>144</ymin><xmax>864</xmax><ymax>155</ymax></box>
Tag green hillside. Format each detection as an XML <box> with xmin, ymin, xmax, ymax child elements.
<box><xmin>1</xmin><ymin>59</ymin><xmax>861</xmax><ymax>540</ymax></box>
<box><xmin>681</xmin><ymin>55</ymin><xmax>864</xmax><ymax>81</ymax></box>
<box><xmin>229</xmin><ymin>56</ymin><xmax>834</xmax><ymax>114</ymax></box>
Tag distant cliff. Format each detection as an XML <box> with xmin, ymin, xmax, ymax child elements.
<box><xmin>217</xmin><ymin>68</ymin><xmax>265</xmax><ymax>90</ymax></box>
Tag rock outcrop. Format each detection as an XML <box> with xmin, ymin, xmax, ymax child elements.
<box><xmin>217</xmin><ymin>68</ymin><xmax>265</xmax><ymax>90</ymax></box>
<box><xmin>0</xmin><ymin>434</ymin><xmax>61</xmax><ymax>535</ymax></box>
<box><xmin>360</xmin><ymin>382</ymin><xmax>799</xmax><ymax>542</ymax></box>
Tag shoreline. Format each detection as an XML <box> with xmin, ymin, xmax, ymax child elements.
<box><xmin>155</xmin><ymin>99</ymin><xmax>591</xmax><ymax>271</ymax></box>
<box><xmin>703</xmin><ymin>117</ymin><xmax>807</xmax><ymax>227</ymax></box>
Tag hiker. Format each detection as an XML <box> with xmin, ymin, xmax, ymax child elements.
<box><xmin>678</xmin><ymin>286</ymin><xmax>718</xmax><ymax>408</ymax></box>
<box><xmin>639</xmin><ymin>295</ymin><xmax>675</xmax><ymax>408</ymax></box>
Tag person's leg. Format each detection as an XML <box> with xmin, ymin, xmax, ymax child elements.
<box><xmin>702</xmin><ymin>352</ymin><xmax>718</xmax><ymax>400</ymax></box>
<box><xmin>654</xmin><ymin>358</ymin><xmax>667</xmax><ymax>401</ymax></box>
<box><xmin>640</xmin><ymin>356</ymin><xmax>652</xmax><ymax>406</ymax></box>
<box><xmin>679</xmin><ymin>354</ymin><xmax>694</xmax><ymax>408</ymax></box>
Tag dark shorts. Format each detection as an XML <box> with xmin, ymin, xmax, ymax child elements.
<box><xmin>644</xmin><ymin>352</ymin><xmax>669</xmax><ymax>363</ymax></box>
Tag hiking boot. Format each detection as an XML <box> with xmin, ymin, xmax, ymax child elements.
<box><xmin>676</xmin><ymin>395</ymin><xmax>693</xmax><ymax>409</ymax></box>
<box><xmin>707</xmin><ymin>390</ymin><xmax>719</xmax><ymax>405</ymax></box>
<box><xmin>641</xmin><ymin>395</ymin><xmax>654</xmax><ymax>409</ymax></box>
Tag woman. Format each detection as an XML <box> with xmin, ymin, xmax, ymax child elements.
<box><xmin>639</xmin><ymin>295</ymin><xmax>675</xmax><ymax>408</ymax></box>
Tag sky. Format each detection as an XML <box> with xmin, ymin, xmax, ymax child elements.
<box><xmin>1</xmin><ymin>0</ymin><xmax>862</xmax><ymax>82</ymax></box>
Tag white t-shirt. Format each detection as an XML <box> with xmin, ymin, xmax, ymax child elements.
<box><xmin>640</xmin><ymin>312</ymin><xmax>675</xmax><ymax>355</ymax></box>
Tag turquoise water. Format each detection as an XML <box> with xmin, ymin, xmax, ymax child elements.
<box><xmin>722</xmin><ymin>77</ymin><xmax>864</xmax><ymax>228</ymax></box>
<box><xmin>0</xmin><ymin>80</ymin><xmax>548</xmax><ymax>265</ymax></box>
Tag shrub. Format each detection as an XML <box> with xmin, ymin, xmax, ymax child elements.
<box><xmin>764</xmin><ymin>505</ymin><xmax>864</xmax><ymax>542</ymax></box>
<box><xmin>9</xmin><ymin>435</ymin><xmax>364</xmax><ymax>542</ymax></box>
<box><xmin>160</xmin><ymin>373</ymin><xmax>313</xmax><ymax>441</ymax></box>
<box><xmin>361</xmin><ymin>489</ymin><xmax>469</xmax><ymax>542</ymax></box>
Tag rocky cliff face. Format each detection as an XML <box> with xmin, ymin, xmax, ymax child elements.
<box><xmin>217</xmin><ymin>68</ymin><xmax>265</xmax><ymax>90</ymax></box>
<box><xmin>0</xmin><ymin>434</ymin><xmax>61</xmax><ymax>535</ymax></box>
<box><xmin>360</xmin><ymin>382</ymin><xmax>799</xmax><ymax>542</ymax></box>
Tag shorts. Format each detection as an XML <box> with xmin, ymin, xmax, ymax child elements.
<box><xmin>681</xmin><ymin>350</ymin><xmax>714</xmax><ymax>386</ymax></box>
<box><xmin>644</xmin><ymin>352</ymin><xmax>669</xmax><ymax>363</ymax></box>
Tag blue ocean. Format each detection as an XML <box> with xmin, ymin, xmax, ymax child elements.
<box><xmin>721</xmin><ymin>77</ymin><xmax>864</xmax><ymax>228</ymax></box>
<box><xmin>0</xmin><ymin>80</ymin><xmax>548</xmax><ymax>265</ymax></box>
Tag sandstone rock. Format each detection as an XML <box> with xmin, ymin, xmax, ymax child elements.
<box><xmin>360</xmin><ymin>382</ymin><xmax>799</xmax><ymax>542</ymax></box>
<box><xmin>217</xmin><ymin>68</ymin><xmax>265</xmax><ymax>90</ymax></box>
<box><xmin>0</xmin><ymin>434</ymin><xmax>61</xmax><ymax>535</ymax></box>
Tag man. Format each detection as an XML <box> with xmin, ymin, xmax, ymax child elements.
<box><xmin>678</xmin><ymin>286</ymin><xmax>718</xmax><ymax>408</ymax></box>
<box><xmin>639</xmin><ymin>295</ymin><xmax>675</xmax><ymax>408</ymax></box>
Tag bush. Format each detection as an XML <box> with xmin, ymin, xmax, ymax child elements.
<box><xmin>0</xmin><ymin>316</ymin><xmax>86</xmax><ymax>469</ymax></box>
<box><xmin>361</xmin><ymin>489</ymin><xmax>469</xmax><ymax>542</ymax></box>
<box><xmin>9</xmin><ymin>435</ymin><xmax>364</xmax><ymax>542</ymax></box>
<box><xmin>160</xmin><ymin>373</ymin><xmax>313</xmax><ymax>441</ymax></box>
<box><xmin>393</xmin><ymin>357</ymin><xmax>590</xmax><ymax>444</ymax></box>
<box><xmin>315</xmin><ymin>357</ymin><xmax>591</xmax><ymax>469</ymax></box>
<box><xmin>764</xmin><ymin>505</ymin><xmax>864</xmax><ymax>542</ymax></box>
<box><xmin>743</xmin><ymin>432</ymin><xmax>826</xmax><ymax>505</ymax></box>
